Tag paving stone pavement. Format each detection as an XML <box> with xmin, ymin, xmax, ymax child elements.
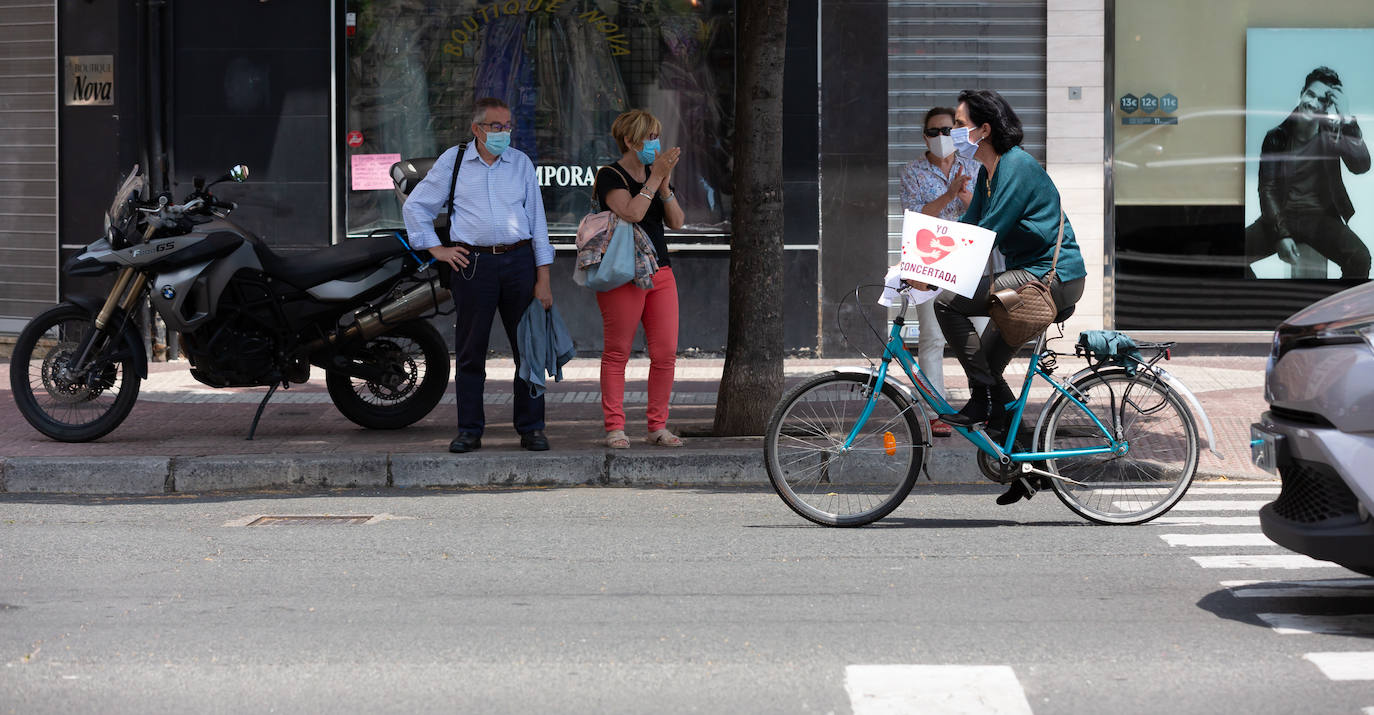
<box><xmin>0</xmin><ymin>351</ymin><xmax>1273</xmax><ymax>494</ymax></box>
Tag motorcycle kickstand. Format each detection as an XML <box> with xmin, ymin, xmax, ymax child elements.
<box><xmin>245</xmin><ymin>382</ymin><xmax>280</xmax><ymax>441</ymax></box>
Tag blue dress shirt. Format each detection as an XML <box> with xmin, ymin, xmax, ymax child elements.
<box><xmin>401</xmin><ymin>144</ymin><xmax>553</xmax><ymax>267</ymax></box>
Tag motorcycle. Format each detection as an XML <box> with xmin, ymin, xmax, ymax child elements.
<box><xmin>9</xmin><ymin>164</ymin><xmax>453</xmax><ymax>442</ymax></box>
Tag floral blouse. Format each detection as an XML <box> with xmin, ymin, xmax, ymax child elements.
<box><xmin>898</xmin><ymin>153</ymin><xmax>980</xmax><ymax>220</ymax></box>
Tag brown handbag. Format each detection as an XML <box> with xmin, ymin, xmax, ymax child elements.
<box><xmin>987</xmin><ymin>211</ymin><xmax>1065</xmax><ymax>347</ymax></box>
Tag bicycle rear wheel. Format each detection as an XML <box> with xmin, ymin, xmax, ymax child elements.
<box><xmin>764</xmin><ymin>372</ymin><xmax>926</xmax><ymax>527</ymax></box>
<box><xmin>1041</xmin><ymin>370</ymin><xmax>1198</xmax><ymax>524</ymax></box>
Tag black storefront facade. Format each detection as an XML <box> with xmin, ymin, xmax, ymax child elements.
<box><xmin>47</xmin><ymin>0</ymin><xmax>863</xmax><ymax>355</ymax></box>
<box><xmin>24</xmin><ymin>1</ymin><xmax>1367</xmax><ymax>352</ymax></box>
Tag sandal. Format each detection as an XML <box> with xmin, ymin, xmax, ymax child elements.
<box><xmin>645</xmin><ymin>429</ymin><xmax>684</xmax><ymax>447</ymax></box>
<box><xmin>605</xmin><ymin>430</ymin><xmax>630</xmax><ymax>449</ymax></box>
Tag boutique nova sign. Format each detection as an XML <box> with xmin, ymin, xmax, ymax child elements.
<box><xmin>64</xmin><ymin>55</ymin><xmax>114</xmax><ymax>107</ymax></box>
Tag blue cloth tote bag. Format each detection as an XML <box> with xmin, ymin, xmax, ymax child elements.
<box><xmin>582</xmin><ymin>218</ymin><xmax>637</xmax><ymax>291</ymax></box>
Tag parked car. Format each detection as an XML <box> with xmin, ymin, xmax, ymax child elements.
<box><xmin>1252</xmin><ymin>281</ymin><xmax>1374</xmax><ymax>575</ymax></box>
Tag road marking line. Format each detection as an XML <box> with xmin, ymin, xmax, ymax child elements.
<box><xmin>1187</xmin><ymin>487</ymin><xmax>1280</xmax><ymax>495</ymax></box>
<box><xmin>1222</xmin><ymin>579</ymin><xmax>1374</xmax><ymax>598</ymax></box>
<box><xmin>1259</xmin><ymin>614</ymin><xmax>1374</xmax><ymax>636</ymax></box>
<box><xmin>1157</xmin><ymin>501</ymin><xmax>1271</xmax><ymax>511</ymax></box>
<box><xmin>844</xmin><ymin>665</ymin><xmax>1033</xmax><ymax>715</ymax></box>
<box><xmin>1152</xmin><ymin>516</ymin><xmax>1261</xmax><ymax>527</ymax></box>
<box><xmin>1304</xmin><ymin>652</ymin><xmax>1374</xmax><ymax>680</ymax></box>
<box><xmin>1191</xmin><ymin>555</ymin><xmax>1340</xmax><ymax>569</ymax></box>
<box><xmin>1160</xmin><ymin>533</ymin><xmax>1274</xmax><ymax>547</ymax></box>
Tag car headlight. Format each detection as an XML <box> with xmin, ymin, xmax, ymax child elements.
<box><xmin>1273</xmin><ymin>317</ymin><xmax>1374</xmax><ymax>360</ymax></box>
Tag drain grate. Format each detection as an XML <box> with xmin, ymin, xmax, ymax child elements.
<box><xmin>247</xmin><ymin>515</ymin><xmax>373</xmax><ymax>526</ymax></box>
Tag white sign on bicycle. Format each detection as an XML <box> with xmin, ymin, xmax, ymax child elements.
<box><xmin>898</xmin><ymin>210</ymin><xmax>996</xmax><ymax>299</ymax></box>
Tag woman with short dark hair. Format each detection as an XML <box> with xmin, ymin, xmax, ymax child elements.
<box><xmin>908</xmin><ymin>89</ymin><xmax>1088</xmax><ymax>504</ymax></box>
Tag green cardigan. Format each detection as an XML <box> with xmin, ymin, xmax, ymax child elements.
<box><xmin>960</xmin><ymin>146</ymin><xmax>1087</xmax><ymax>282</ymax></box>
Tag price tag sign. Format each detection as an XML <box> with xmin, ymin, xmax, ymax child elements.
<box><xmin>898</xmin><ymin>211</ymin><xmax>996</xmax><ymax>299</ymax></box>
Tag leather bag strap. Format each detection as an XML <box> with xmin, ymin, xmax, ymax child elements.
<box><xmin>1042</xmin><ymin>208</ymin><xmax>1065</xmax><ymax>284</ymax></box>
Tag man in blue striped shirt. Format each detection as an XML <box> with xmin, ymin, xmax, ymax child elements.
<box><xmin>402</xmin><ymin>97</ymin><xmax>555</xmax><ymax>453</ymax></box>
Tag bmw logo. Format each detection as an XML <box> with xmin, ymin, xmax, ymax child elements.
<box><xmin>161</xmin><ymin>286</ymin><xmax>176</xmax><ymax>300</ymax></box>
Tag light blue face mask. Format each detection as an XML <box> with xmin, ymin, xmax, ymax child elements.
<box><xmin>950</xmin><ymin>127</ymin><xmax>980</xmax><ymax>160</ymax></box>
<box><xmin>637</xmin><ymin>138</ymin><xmax>660</xmax><ymax>165</ymax></box>
<box><xmin>483</xmin><ymin>131</ymin><xmax>511</xmax><ymax>156</ymax></box>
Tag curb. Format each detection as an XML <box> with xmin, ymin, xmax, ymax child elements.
<box><xmin>0</xmin><ymin>446</ymin><xmax>1270</xmax><ymax>496</ymax></box>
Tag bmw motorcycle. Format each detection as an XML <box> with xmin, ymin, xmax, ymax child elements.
<box><xmin>9</xmin><ymin>164</ymin><xmax>452</xmax><ymax>442</ymax></box>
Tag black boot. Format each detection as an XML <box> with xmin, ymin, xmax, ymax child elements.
<box><xmin>996</xmin><ymin>477</ymin><xmax>1037</xmax><ymax>505</ymax></box>
<box><xmin>992</xmin><ymin>380</ymin><xmax>1017</xmax><ymax>414</ymax></box>
<box><xmin>940</xmin><ymin>386</ymin><xmax>993</xmax><ymax>428</ymax></box>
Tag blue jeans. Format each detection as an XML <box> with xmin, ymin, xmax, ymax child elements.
<box><xmin>450</xmin><ymin>243</ymin><xmax>544</xmax><ymax>435</ymax></box>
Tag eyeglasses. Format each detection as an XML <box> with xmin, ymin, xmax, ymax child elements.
<box><xmin>479</xmin><ymin>122</ymin><xmax>513</xmax><ymax>132</ymax></box>
<box><xmin>924</xmin><ymin>127</ymin><xmax>953</xmax><ymax>137</ymax></box>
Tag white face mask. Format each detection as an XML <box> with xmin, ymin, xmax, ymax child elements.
<box><xmin>926</xmin><ymin>134</ymin><xmax>955</xmax><ymax>159</ymax></box>
<box><xmin>950</xmin><ymin>126</ymin><xmax>981</xmax><ymax>159</ymax></box>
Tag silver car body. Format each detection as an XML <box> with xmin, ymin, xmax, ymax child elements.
<box><xmin>1253</xmin><ymin>281</ymin><xmax>1374</xmax><ymax>576</ymax></box>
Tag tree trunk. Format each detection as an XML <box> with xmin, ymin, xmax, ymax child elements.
<box><xmin>713</xmin><ymin>0</ymin><xmax>788</xmax><ymax>437</ymax></box>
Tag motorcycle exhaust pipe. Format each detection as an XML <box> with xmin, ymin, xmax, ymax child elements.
<box><xmin>354</xmin><ymin>277</ymin><xmax>451</xmax><ymax>341</ymax></box>
<box><xmin>306</xmin><ymin>277</ymin><xmax>451</xmax><ymax>352</ymax></box>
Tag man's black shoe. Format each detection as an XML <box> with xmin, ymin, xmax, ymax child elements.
<box><xmin>449</xmin><ymin>432</ymin><xmax>483</xmax><ymax>453</ymax></box>
<box><xmin>520</xmin><ymin>430</ymin><xmax>550</xmax><ymax>451</ymax></box>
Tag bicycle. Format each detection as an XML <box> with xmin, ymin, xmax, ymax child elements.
<box><xmin>763</xmin><ymin>288</ymin><xmax>1219</xmax><ymax>527</ymax></box>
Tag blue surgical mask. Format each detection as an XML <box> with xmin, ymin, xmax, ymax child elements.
<box><xmin>637</xmin><ymin>138</ymin><xmax>660</xmax><ymax>165</ymax></box>
<box><xmin>950</xmin><ymin>127</ymin><xmax>980</xmax><ymax>159</ymax></box>
<box><xmin>483</xmin><ymin>131</ymin><xmax>511</xmax><ymax>156</ymax></box>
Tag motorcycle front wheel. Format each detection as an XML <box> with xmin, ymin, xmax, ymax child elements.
<box><xmin>10</xmin><ymin>303</ymin><xmax>142</xmax><ymax>442</ymax></box>
<box><xmin>325</xmin><ymin>320</ymin><xmax>450</xmax><ymax>429</ymax></box>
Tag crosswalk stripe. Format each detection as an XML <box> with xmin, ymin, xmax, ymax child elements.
<box><xmin>1160</xmin><ymin>533</ymin><xmax>1274</xmax><ymax>547</ymax></box>
<box><xmin>1191</xmin><ymin>555</ymin><xmax>1340</xmax><ymax>569</ymax></box>
<box><xmin>845</xmin><ymin>665</ymin><xmax>1033</xmax><ymax>715</ymax></box>
<box><xmin>1152</xmin><ymin>516</ymin><xmax>1261</xmax><ymax>527</ymax></box>
<box><xmin>1258</xmin><ymin>614</ymin><xmax>1374</xmax><ymax>636</ymax></box>
<box><xmin>1303</xmin><ymin>652</ymin><xmax>1374</xmax><ymax>680</ymax></box>
<box><xmin>1155</xmin><ymin>501</ymin><xmax>1270</xmax><ymax>511</ymax></box>
<box><xmin>1187</xmin><ymin>487</ymin><xmax>1280</xmax><ymax>495</ymax></box>
<box><xmin>1221</xmin><ymin>579</ymin><xmax>1374</xmax><ymax>598</ymax></box>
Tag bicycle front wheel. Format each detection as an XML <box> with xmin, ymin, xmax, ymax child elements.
<box><xmin>1041</xmin><ymin>370</ymin><xmax>1198</xmax><ymax>524</ymax></box>
<box><xmin>764</xmin><ymin>372</ymin><xmax>926</xmax><ymax>527</ymax></box>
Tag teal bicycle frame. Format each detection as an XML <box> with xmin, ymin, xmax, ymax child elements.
<box><xmin>844</xmin><ymin>314</ymin><xmax>1121</xmax><ymax>467</ymax></box>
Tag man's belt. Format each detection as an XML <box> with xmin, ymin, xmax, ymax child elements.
<box><xmin>458</xmin><ymin>239</ymin><xmax>531</xmax><ymax>254</ymax></box>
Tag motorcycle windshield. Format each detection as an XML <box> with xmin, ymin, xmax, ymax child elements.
<box><xmin>106</xmin><ymin>164</ymin><xmax>145</xmax><ymax>231</ymax></box>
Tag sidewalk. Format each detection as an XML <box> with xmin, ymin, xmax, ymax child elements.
<box><xmin>0</xmin><ymin>353</ymin><xmax>1272</xmax><ymax>495</ymax></box>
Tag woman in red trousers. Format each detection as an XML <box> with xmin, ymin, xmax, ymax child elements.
<box><xmin>594</xmin><ymin>109</ymin><xmax>686</xmax><ymax>448</ymax></box>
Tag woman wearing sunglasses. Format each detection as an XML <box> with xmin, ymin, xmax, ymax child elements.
<box><xmin>897</xmin><ymin>106</ymin><xmax>980</xmax><ymax>437</ymax></box>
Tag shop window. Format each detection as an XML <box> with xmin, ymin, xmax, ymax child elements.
<box><xmin>343</xmin><ymin>1</ymin><xmax>734</xmax><ymax>242</ymax></box>
<box><xmin>1112</xmin><ymin>0</ymin><xmax>1374</xmax><ymax>330</ymax></box>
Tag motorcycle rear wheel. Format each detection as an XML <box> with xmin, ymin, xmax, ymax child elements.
<box><xmin>10</xmin><ymin>303</ymin><xmax>142</xmax><ymax>442</ymax></box>
<box><xmin>326</xmin><ymin>320</ymin><xmax>449</xmax><ymax>430</ymax></box>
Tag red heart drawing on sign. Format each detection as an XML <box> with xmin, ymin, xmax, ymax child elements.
<box><xmin>915</xmin><ymin>228</ymin><xmax>957</xmax><ymax>265</ymax></box>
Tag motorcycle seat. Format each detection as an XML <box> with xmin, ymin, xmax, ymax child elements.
<box><xmin>253</xmin><ymin>236</ymin><xmax>409</xmax><ymax>289</ymax></box>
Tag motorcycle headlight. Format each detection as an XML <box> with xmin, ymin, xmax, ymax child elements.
<box><xmin>1272</xmin><ymin>317</ymin><xmax>1374</xmax><ymax>360</ymax></box>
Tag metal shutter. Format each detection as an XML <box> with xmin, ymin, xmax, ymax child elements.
<box><xmin>0</xmin><ymin>0</ymin><xmax>56</xmax><ymax>333</ymax></box>
<box><xmin>886</xmin><ymin>0</ymin><xmax>1047</xmax><ymax>257</ymax></box>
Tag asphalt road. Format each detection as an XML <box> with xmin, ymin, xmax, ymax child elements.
<box><xmin>2</xmin><ymin>484</ymin><xmax>1371</xmax><ymax>714</ymax></box>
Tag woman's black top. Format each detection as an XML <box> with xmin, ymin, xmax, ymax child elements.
<box><xmin>594</xmin><ymin>162</ymin><xmax>671</xmax><ymax>268</ymax></box>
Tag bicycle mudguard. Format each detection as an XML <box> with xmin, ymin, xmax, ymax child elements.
<box><xmin>1042</xmin><ymin>365</ymin><xmax>1221</xmax><ymax>459</ymax></box>
<box><xmin>833</xmin><ymin>365</ymin><xmax>935</xmax><ymax>457</ymax></box>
